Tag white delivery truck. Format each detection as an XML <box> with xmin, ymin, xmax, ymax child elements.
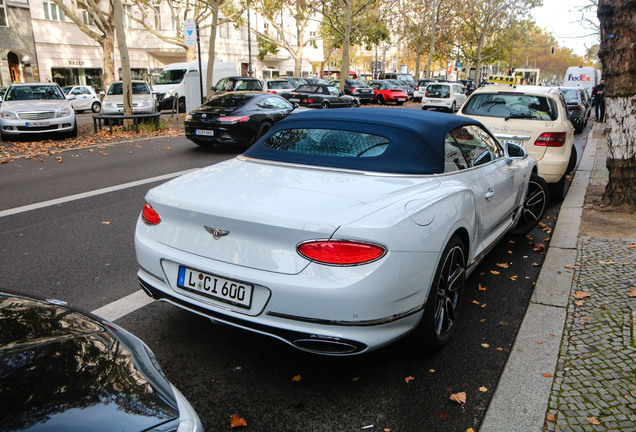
<box><xmin>153</xmin><ymin>61</ymin><xmax>236</xmax><ymax>112</ymax></box>
<box><xmin>562</xmin><ymin>66</ymin><xmax>601</xmax><ymax>95</ymax></box>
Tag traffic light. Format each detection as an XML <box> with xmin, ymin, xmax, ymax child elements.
<box><xmin>551</xmin><ymin>46</ymin><xmax>555</xmax><ymax>55</ymax></box>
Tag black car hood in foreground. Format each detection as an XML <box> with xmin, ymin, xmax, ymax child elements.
<box><xmin>0</xmin><ymin>292</ymin><xmax>180</xmax><ymax>432</ymax></box>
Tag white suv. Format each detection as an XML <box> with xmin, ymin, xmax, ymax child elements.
<box><xmin>421</xmin><ymin>82</ymin><xmax>467</xmax><ymax>112</ymax></box>
<box><xmin>458</xmin><ymin>84</ymin><xmax>575</xmax><ymax>200</ymax></box>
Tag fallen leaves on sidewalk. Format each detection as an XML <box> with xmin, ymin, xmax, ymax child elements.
<box><xmin>404</xmin><ymin>376</ymin><xmax>415</xmax><ymax>383</ymax></box>
<box><xmin>564</xmin><ymin>264</ymin><xmax>576</xmax><ymax>269</ymax></box>
<box><xmin>628</xmin><ymin>289</ymin><xmax>636</xmax><ymax>297</ymax></box>
<box><xmin>542</xmin><ymin>373</ymin><xmax>553</xmax><ymax>378</ymax></box>
<box><xmin>586</xmin><ymin>417</ymin><xmax>601</xmax><ymax>425</ymax></box>
<box><xmin>574</xmin><ymin>291</ymin><xmax>591</xmax><ymax>299</ymax></box>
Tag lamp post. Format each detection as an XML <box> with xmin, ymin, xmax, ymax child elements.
<box><xmin>247</xmin><ymin>8</ymin><xmax>253</xmax><ymax>77</ymax></box>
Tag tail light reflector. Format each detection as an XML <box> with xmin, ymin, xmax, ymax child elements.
<box><xmin>218</xmin><ymin>116</ymin><xmax>250</xmax><ymax>123</ymax></box>
<box><xmin>302</xmin><ymin>98</ymin><xmax>315</xmax><ymax>104</ymax></box>
<box><xmin>142</xmin><ymin>203</ymin><xmax>161</xmax><ymax>225</ymax></box>
<box><xmin>534</xmin><ymin>132</ymin><xmax>567</xmax><ymax>147</ymax></box>
<box><xmin>297</xmin><ymin>240</ymin><xmax>386</xmax><ymax>265</ymax></box>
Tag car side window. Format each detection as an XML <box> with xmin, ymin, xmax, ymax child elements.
<box><xmin>448</xmin><ymin>125</ymin><xmax>502</xmax><ymax>168</ymax></box>
<box><xmin>265</xmin><ymin>97</ymin><xmax>292</xmax><ymax>110</ymax></box>
<box><xmin>444</xmin><ymin>137</ymin><xmax>469</xmax><ymax>172</ymax></box>
<box><xmin>71</xmin><ymin>87</ymin><xmax>83</xmax><ymax>95</ymax></box>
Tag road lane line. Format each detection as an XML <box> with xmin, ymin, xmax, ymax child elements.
<box><xmin>91</xmin><ymin>290</ymin><xmax>154</xmax><ymax>321</ymax></box>
<box><xmin>0</xmin><ymin>169</ymin><xmax>196</xmax><ymax>218</ymax></box>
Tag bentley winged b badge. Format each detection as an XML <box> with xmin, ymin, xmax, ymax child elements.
<box><xmin>204</xmin><ymin>226</ymin><xmax>230</xmax><ymax>240</ymax></box>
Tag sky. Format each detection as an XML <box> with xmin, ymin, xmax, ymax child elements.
<box><xmin>530</xmin><ymin>0</ymin><xmax>600</xmax><ymax>57</ymax></box>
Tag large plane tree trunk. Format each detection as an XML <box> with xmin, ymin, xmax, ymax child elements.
<box><xmin>597</xmin><ymin>0</ymin><xmax>636</xmax><ymax>209</ymax></box>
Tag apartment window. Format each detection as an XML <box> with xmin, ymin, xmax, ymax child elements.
<box><xmin>153</xmin><ymin>6</ymin><xmax>161</xmax><ymax>29</ymax></box>
<box><xmin>43</xmin><ymin>0</ymin><xmax>65</xmax><ymax>21</ymax></box>
<box><xmin>78</xmin><ymin>2</ymin><xmax>93</xmax><ymax>25</ymax></box>
<box><xmin>0</xmin><ymin>0</ymin><xmax>8</xmax><ymax>27</ymax></box>
<box><xmin>123</xmin><ymin>4</ymin><xmax>133</xmax><ymax>29</ymax></box>
<box><xmin>217</xmin><ymin>23</ymin><xmax>230</xmax><ymax>38</ymax></box>
<box><xmin>171</xmin><ymin>14</ymin><xmax>180</xmax><ymax>31</ymax></box>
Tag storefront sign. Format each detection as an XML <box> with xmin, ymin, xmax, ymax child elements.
<box><xmin>68</xmin><ymin>60</ymin><xmax>85</xmax><ymax>66</ymax></box>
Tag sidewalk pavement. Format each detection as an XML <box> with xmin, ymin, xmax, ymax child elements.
<box><xmin>480</xmin><ymin>122</ymin><xmax>636</xmax><ymax>431</ymax></box>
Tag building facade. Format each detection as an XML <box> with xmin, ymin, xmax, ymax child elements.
<box><xmin>6</xmin><ymin>0</ymin><xmax>322</xmax><ymax>90</ymax></box>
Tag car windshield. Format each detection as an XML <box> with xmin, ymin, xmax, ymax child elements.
<box><xmin>267</xmin><ymin>81</ymin><xmax>293</xmax><ymax>89</ymax></box>
<box><xmin>155</xmin><ymin>69</ymin><xmax>187</xmax><ymax>84</ymax></box>
<box><xmin>462</xmin><ymin>92</ymin><xmax>558</xmax><ymax>121</ymax></box>
<box><xmin>204</xmin><ymin>93</ymin><xmax>254</xmax><ymax>108</ymax></box>
<box><xmin>560</xmin><ymin>88</ymin><xmax>579</xmax><ymax>104</ymax></box>
<box><xmin>61</xmin><ymin>86</ymin><xmax>73</xmax><ymax>94</ymax></box>
<box><xmin>347</xmin><ymin>80</ymin><xmax>367</xmax><ymax>87</ymax></box>
<box><xmin>5</xmin><ymin>85</ymin><xmax>65</xmax><ymax>101</ymax></box>
<box><xmin>261</xmin><ymin>128</ymin><xmax>390</xmax><ymax>158</ymax></box>
<box><xmin>427</xmin><ymin>85</ymin><xmax>450</xmax><ymax>98</ymax></box>
<box><xmin>286</xmin><ymin>78</ymin><xmax>307</xmax><ymax>86</ymax></box>
<box><xmin>107</xmin><ymin>82</ymin><xmax>150</xmax><ymax>95</ymax></box>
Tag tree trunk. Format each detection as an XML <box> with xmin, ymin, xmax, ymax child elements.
<box><xmin>102</xmin><ymin>34</ymin><xmax>116</xmax><ymax>93</ymax></box>
<box><xmin>294</xmin><ymin>42</ymin><xmax>304</xmax><ymax>77</ymax></box>
<box><xmin>425</xmin><ymin>18</ymin><xmax>437</xmax><ymax>78</ymax></box>
<box><xmin>598</xmin><ymin>0</ymin><xmax>636</xmax><ymax>209</ymax></box>
<box><xmin>339</xmin><ymin>3</ymin><xmax>352</xmax><ymax>91</ymax></box>
<box><xmin>474</xmin><ymin>37</ymin><xmax>485</xmax><ymax>87</ymax></box>
<box><xmin>113</xmin><ymin>0</ymin><xmax>133</xmax><ymax>127</ymax></box>
<box><xmin>206</xmin><ymin>2</ymin><xmax>220</xmax><ymax>98</ymax></box>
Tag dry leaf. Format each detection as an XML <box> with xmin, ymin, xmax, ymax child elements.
<box><xmin>549</xmin><ymin>334</ymin><xmax>556</xmax><ymax>338</ymax></box>
<box><xmin>564</xmin><ymin>264</ymin><xmax>576</xmax><ymax>269</ymax></box>
<box><xmin>437</xmin><ymin>412</ymin><xmax>452</xmax><ymax>420</ymax></box>
<box><xmin>510</xmin><ymin>275</ymin><xmax>518</xmax><ymax>281</ymax></box>
<box><xmin>496</xmin><ymin>347</ymin><xmax>503</xmax><ymax>351</ymax></box>
<box><xmin>629</xmin><ymin>290</ymin><xmax>636</xmax><ymax>297</ymax></box>
<box><xmin>586</xmin><ymin>417</ymin><xmax>601</xmax><ymax>425</ymax></box>
<box><xmin>490</xmin><ymin>270</ymin><xmax>500</xmax><ymax>275</ymax></box>
<box><xmin>537</xmin><ymin>341</ymin><xmax>544</xmax><ymax>345</ymax></box>
<box><xmin>542</xmin><ymin>373</ymin><xmax>553</xmax><ymax>378</ymax></box>
<box><xmin>481</xmin><ymin>343</ymin><xmax>490</xmax><ymax>348</ymax></box>
<box><xmin>496</xmin><ymin>263</ymin><xmax>509</xmax><ymax>269</ymax></box>
<box><xmin>544</xmin><ymin>237</ymin><xmax>551</xmax><ymax>242</ymax></box>
<box><xmin>572</xmin><ymin>276</ymin><xmax>581</xmax><ymax>282</ymax></box>
<box><xmin>449</xmin><ymin>392</ymin><xmax>466</xmax><ymax>405</ymax></box>
<box><xmin>478</xmin><ymin>283</ymin><xmax>487</xmax><ymax>291</ymax></box>
<box><xmin>102</xmin><ymin>221</ymin><xmax>111</xmax><ymax>225</ymax></box>
<box><xmin>292</xmin><ymin>375</ymin><xmax>302</xmax><ymax>382</ymax></box>
<box><xmin>479</xmin><ymin>387</ymin><xmax>488</xmax><ymax>392</ymax></box>
<box><xmin>472</xmin><ymin>300</ymin><xmax>480</xmax><ymax>305</ymax></box>
<box><xmin>405</xmin><ymin>376</ymin><xmax>415</xmax><ymax>383</ymax></box>
<box><xmin>429</xmin><ymin>369</ymin><xmax>435</xmax><ymax>373</ymax></box>
<box><xmin>230</xmin><ymin>414</ymin><xmax>247</xmax><ymax>429</ymax></box>
<box><xmin>532</xmin><ymin>262</ymin><xmax>541</xmax><ymax>267</ymax></box>
<box><xmin>467</xmin><ymin>429</ymin><xmax>476</xmax><ymax>432</ymax></box>
<box><xmin>546</xmin><ymin>413</ymin><xmax>555</xmax><ymax>422</ymax></box>
<box><xmin>574</xmin><ymin>291</ymin><xmax>591</xmax><ymax>299</ymax></box>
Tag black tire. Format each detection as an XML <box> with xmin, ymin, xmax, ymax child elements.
<box><xmin>566</xmin><ymin>146</ymin><xmax>577</xmax><ymax>174</ymax></box>
<box><xmin>549</xmin><ymin>174</ymin><xmax>568</xmax><ymax>202</ymax></box>
<box><xmin>91</xmin><ymin>102</ymin><xmax>101</xmax><ymax>113</ymax></box>
<box><xmin>510</xmin><ymin>173</ymin><xmax>549</xmax><ymax>235</ymax></box>
<box><xmin>396</xmin><ymin>101</ymin><xmax>404</xmax><ymax>106</ymax></box>
<box><xmin>67</xmin><ymin>121</ymin><xmax>78</xmax><ymax>139</ymax></box>
<box><xmin>257</xmin><ymin>122</ymin><xmax>272</xmax><ymax>138</ymax></box>
<box><xmin>0</xmin><ymin>131</ymin><xmax>11</xmax><ymax>142</ymax></box>
<box><xmin>413</xmin><ymin>234</ymin><xmax>466</xmax><ymax>351</ymax></box>
<box><xmin>377</xmin><ymin>95</ymin><xmax>385</xmax><ymax>105</ymax></box>
<box><xmin>320</xmin><ymin>101</ymin><xmax>329</xmax><ymax>109</ymax></box>
<box><xmin>351</xmin><ymin>99</ymin><xmax>360</xmax><ymax>107</ymax></box>
<box><xmin>449</xmin><ymin>101</ymin><xmax>456</xmax><ymax>112</ymax></box>
<box><xmin>178</xmin><ymin>97</ymin><xmax>186</xmax><ymax>113</ymax></box>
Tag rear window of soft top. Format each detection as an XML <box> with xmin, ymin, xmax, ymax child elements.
<box><xmin>462</xmin><ymin>92</ymin><xmax>559</xmax><ymax>121</ymax></box>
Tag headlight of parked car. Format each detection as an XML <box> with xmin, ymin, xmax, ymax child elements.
<box><xmin>140</xmin><ymin>98</ymin><xmax>153</xmax><ymax>107</ymax></box>
<box><xmin>184</xmin><ymin>114</ymin><xmax>193</xmax><ymax>121</ymax></box>
<box><xmin>0</xmin><ymin>109</ymin><xmax>17</xmax><ymax>119</ymax></box>
<box><xmin>166</xmin><ymin>87</ymin><xmax>176</xmax><ymax>98</ymax></box>
<box><xmin>56</xmin><ymin>107</ymin><xmax>72</xmax><ymax>118</ymax></box>
<box><xmin>103</xmin><ymin>100</ymin><xmax>114</xmax><ymax>108</ymax></box>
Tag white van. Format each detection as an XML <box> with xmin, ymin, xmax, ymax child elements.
<box><xmin>154</xmin><ymin>61</ymin><xmax>236</xmax><ymax>112</ymax></box>
<box><xmin>562</xmin><ymin>66</ymin><xmax>601</xmax><ymax>95</ymax></box>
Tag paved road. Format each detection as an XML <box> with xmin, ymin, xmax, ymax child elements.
<box><xmin>0</xmin><ymin>114</ymin><xmax>592</xmax><ymax>431</ymax></box>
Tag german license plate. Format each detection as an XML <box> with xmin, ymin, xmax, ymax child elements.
<box><xmin>195</xmin><ymin>129</ymin><xmax>214</xmax><ymax>136</ymax></box>
<box><xmin>26</xmin><ymin>121</ymin><xmax>50</xmax><ymax>127</ymax></box>
<box><xmin>177</xmin><ymin>266</ymin><xmax>253</xmax><ymax>308</ymax></box>
<box><xmin>289</xmin><ymin>98</ymin><xmax>300</xmax><ymax>102</ymax></box>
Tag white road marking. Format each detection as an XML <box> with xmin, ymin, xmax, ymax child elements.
<box><xmin>92</xmin><ymin>290</ymin><xmax>154</xmax><ymax>321</ymax></box>
<box><xmin>0</xmin><ymin>169</ymin><xmax>196</xmax><ymax>218</ymax></box>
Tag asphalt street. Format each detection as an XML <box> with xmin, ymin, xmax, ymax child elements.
<box><xmin>0</xmin><ymin>113</ymin><xmax>592</xmax><ymax>431</ymax></box>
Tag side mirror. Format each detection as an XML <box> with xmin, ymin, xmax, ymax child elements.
<box><xmin>504</xmin><ymin>142</ymin><xmax>528</xmax><ymax>161</ymax></box>
<box><xmin>99</xmin><ymin>91</ymin><xmax>105</xmax><ymax>96</ymax></box>
<box><xmin>67</xmin><ymin>95</ymin><xmax>76</xmax><ymax>100</ymax></box>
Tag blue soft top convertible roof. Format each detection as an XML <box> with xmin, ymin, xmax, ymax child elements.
<box><xmin>243</xmin><ymin>108</ymin><xmax>483</xmax><ymax>174</ymax></box>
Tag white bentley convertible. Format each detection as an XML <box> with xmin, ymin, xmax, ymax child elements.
<box><xmin>135</xmin><ymin>108</ymin><xmax>547</xmax><ymax>355</ymax></box>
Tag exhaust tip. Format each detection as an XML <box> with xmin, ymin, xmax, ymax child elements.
<box><xmin>293</xmin><ymin>338</ymin><xmax>361</xmax><ymax>355</ymax></box>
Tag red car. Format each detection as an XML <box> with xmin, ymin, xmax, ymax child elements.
<box><xmin>369</xmin><ymin>81</ymin><xmax>409</xmax><ymax>105</ymax></box>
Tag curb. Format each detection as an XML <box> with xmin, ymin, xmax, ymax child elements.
<box><xmin>479</xmin><ymin>123</ymin><xmax>602</xmax><ymax>432</ymax></box>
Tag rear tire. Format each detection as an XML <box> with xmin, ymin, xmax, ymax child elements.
<box><xmin>91</xmin><ymin>102</ymin><xmax>101</xmax><ymax>113</ymax></box>
<box><xmin>449</xmin><ymin>101</ymin><xmax>456</xmax><ymax>112</ymax></box>
<box><xmin>67</xmin><ymin>121</ymin><xmax>78</xmax><ymax>139</ymax></box>
<box><xmin>412</xmin><ymin>234</ymin><xmax>466</xmax><ymax>351</ymax></box>
<box><xmin>257</xmin><ymin>121</ymin><xmax>272</xmax><ymax>138</ymax></box>
<box><xmin>549</xmin><ymin>174</ymin><xmax>568</xmax><ymax>202</ymax></box>
<box><xmin>178</xmin><ymin>97</ymin><xmax>186</xmax><ymax>113</ymax></box>
<box><xmin>351</xmin><ymin>99</ymin><xmax>360</xmax><ymax>107</ymax></box>
<box><xmin>320</xmin><ymin>101</ymin><xmax>329</xmax><ymax>109</ymax></box>
<box><xmin>377</xmin><ymin>95</ymin><xmax>385</xmax><ymax>105</ymax></box>
<box><xmin>510</xmin><ymin>173</ymin><xmax>549</xmax><ymax>235</ymax></box>
<box><xmin>566</xmin><ymin>146</ymin><xmax>577</xmax><ymax>174</ymax></box>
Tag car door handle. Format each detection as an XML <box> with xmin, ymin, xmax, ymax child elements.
<box><xmin>485</xmin><ymin>189</ymin><xmax>495</xmax><ymax>200</ymax></box>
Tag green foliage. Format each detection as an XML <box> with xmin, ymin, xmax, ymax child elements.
<box><xmin>137</xmin><ymin>118</ymin><xmax>168</xmax><ymax>133</ymax></box>
<box><xmin>257</xmin><ymin>36</ymin><xmax>280</xmax><ymax>61</ymax></box>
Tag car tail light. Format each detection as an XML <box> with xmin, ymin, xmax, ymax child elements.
<box><xmin>142</xmin><ymin>203</ymin><xmax>161</xmax><ymax>225</ymax></box>
<box><xmin>297</xmin><ymin>240</ymin><xmax>386</xmax><ymax>265</ymax></box>
<box><xmin>266</xmin><ymin>90</ymin><xmax>277</xmax><ymax>94</ymax></box>
<box><xmin>348</xmin><ymin>87</ymin><xmax>356</xmax><ymax>93</ymax></box>
<box><xmin>534</xmin><ymin>132</ymin><xmax>567</xmax><ymax>147</ymax></box>
<box><xmin>218</xmin><ymin>116</ymin><xmax>250</xmax><ymax>123</ymax></box>
<box><xmin>302</xmin><ymin>98</ymin><xmax>314</xmax><ymax>104</ymax></box>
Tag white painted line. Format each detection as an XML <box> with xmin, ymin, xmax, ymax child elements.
<box><xmin>91</xmin><ymin>290</ymin><xmax>154</xmax><ymax>322</ymax></box>
<box><xmin>0</xmin><ymin>169</ymin><xmax>196</xmax><ymax>218</ymax></box>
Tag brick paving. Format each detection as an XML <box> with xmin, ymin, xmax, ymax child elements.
<box><xmin>545</xmin><ymin>236</ymin><xmax>636</xmax><ymax>431</ymax></box>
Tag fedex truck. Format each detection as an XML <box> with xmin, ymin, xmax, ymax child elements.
<box><xmin>563</xmin><ymin>66</ymin><xmax>601</xmax><ymax>95</ymax></box>
<box><xmin>153</xmin><ymin>61</ymin><xmax>237</xmax><ymax>112</ymax></box>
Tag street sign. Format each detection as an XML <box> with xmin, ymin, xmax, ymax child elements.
<box><xmin>183</xmin><ymin>18</ymin><xmax>196</xmax><ymax>47</ymax></box>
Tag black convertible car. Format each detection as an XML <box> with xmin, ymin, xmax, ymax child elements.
<box><xmin>185</xmin><ymin>92</ymin><xmax>298</xmax><ymax>147</ymax></box>
<box><xmin>0</xmin><ymin>291</ymin><xmax>202</xmax><ymax>432</ymax></box>
<box><xmin>285</xmin><ymin>84</ymin><xmax>360</xmax><ymax>109</ymax></box>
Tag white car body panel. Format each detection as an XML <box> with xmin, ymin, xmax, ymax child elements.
<box><xmin>135</xmin><ymin>147</ymin><xmax>533</xmax><ymax>354</ymax></box>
